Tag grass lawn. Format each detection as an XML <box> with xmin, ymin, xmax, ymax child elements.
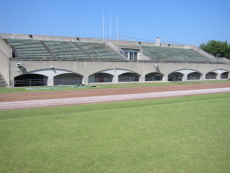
<box><xmin>0</xmin><ymin>93</ymin><xmax>229</xmax><ymax>172</ymax></box>
<box><xmin>0</xmin><ymin>80</ymin><xmax>230</xmax><ymax>93</ymax></box>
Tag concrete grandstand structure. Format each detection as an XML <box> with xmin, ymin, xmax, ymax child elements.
<box><xmin>0</xmin><ymin>33</ymin><xmax>230</xmax><ymax>87</ymax></box>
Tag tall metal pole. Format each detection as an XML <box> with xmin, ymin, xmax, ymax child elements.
<box><xmin>110</xmin><ymin>13</ymin><xmax>112</xmax><ymax>41</ymax></box>
<box><xmin>103</xmin><ymin>12</ymin><xmax>105</xmax><ymax>42</ymax></box>
<box><xmin>117</xmin><ymin>14</ymin><xmax>119</xmax><ymax>41</ymax></box>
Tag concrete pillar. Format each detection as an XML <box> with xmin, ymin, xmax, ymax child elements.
<box><xmin>82</xmin><ymin>77</ymin><xmax>89</xmax><ymax>85</ymax></box>
<box><xmin>216</xmin><ymin>73</ymin><xmax>221</xmax><ymax>80</ymax></box>
<box><xmin>182</xmin><ymin>74</ymin><xmax>187</xmax><ymax>81</ymax></box>
<box><xmin>162</xmin><ymin>74</ymin><xmax>168</xmax><ymax>81</ymax></box>
<box><xmin>47</xmin><ymin>76</ymin><xmax>54</xmax><ymax>86</ymax></box>
<box><xmin>112</xmin><ymin>75</ymin><xmax>119</xmax><ymax>83</ymax></box>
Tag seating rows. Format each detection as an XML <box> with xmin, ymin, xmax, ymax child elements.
<box><xmin>7</xmin><ymin>38</ymin><xmax>51</xmax><ymax>58</ymax></box>
<box><xmin>141</xmin><ymin>46</ymin><xmax>211</xmax><ymax>62</ymax></box>
<box><xmin>44</xmin><ymin>41</ymin><xmax>87</xmax><ymax>59</ymax></box>
<box><xmin>76</xmin><ymin>42</ymin><xmax>124</xmax><ymax>60</ymax></box>
<box><xmin>7</xmin><ymin>38</ymin><xmax>126</xmax><ymax>61</ymax></box>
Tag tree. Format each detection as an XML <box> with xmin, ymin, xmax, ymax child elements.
<box><xmin>200</xmin><ymin>40</ymin><xmax>230</xmax><ymax>59</ymax></box>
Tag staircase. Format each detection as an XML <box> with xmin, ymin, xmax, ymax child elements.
<box><xmin>0</xmin><ymin>73</ymin><xmax>7</xmax><ymax>86</ymax></box>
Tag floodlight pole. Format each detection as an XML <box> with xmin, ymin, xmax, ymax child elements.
<box><xmin>110</xmin><ymin>13</ymin><xmax>112</xmax><ymax>41</ymax></box>
<box><xmin>103</xmin><ymin>12</ymin><xmax>105</xmax><ymax>42</ymax></box>
<box><xmin>117</xmin><ymin>14</ymin><xmax>119</xmax><ymax>42</ymax></box>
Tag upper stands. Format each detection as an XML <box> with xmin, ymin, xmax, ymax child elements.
<box><xmin>5</xmin><ymin>37</ymin><xmax>212</xmax><ymax>63</ymax></box>
<box><xmin>6</xmin><ymin>38</ymin><xmax>127</xmax><ymax>61</ymax></box>
<box><xmin>141</xmin><ymin>46</ymin><xmax>212</xmax><ymax>62</ymax></box>
<box><xmin>7</xmin><ymin>38</ymin><xmax>51</xmax><ymax>59</ymax></box>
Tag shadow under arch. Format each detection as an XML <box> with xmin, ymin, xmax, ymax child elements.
<box><xmin>54</xmin><ymin>73</ymin><xmax>83</xmax><ymax>85</ymax></box>
<box><xmin>145</xmin><ymin>72</ymin><xmax>164</xmax><ymax>81</ymax></box>
<box><xmin>14</xmin><ymin>74</ymin><xmax>48</xmax><ymax>87</ymax></box>
<box><xmin>205</xmin><ymin>71</ymin><xmax>217</xmax><ymax>79</ymax></box>
<box><xmin>88</xmin><ymin>68</ymin><xmax>141</xmax><ymax>83</ymax></box>
<box><xmin>187</xmin><ymin>71</ymin><xmax>202</xmax><ymax>80</ymax></box>
<box><xmin>168</xmin><ymin>72</ymin><xmax>184</xmax><ymax>81</ymax></box>
<box><xmin>118</xmin><ymin>72</ymin><xmax>140</xmax><ymax>82</ymax></box>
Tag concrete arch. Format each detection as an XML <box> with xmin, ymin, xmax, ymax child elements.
<box><xmin>207</xmin><ymin>69</ymin><xmax>229</xmax><ymax>80</ymax></box>
<box><xmin>54</xmin><ymin>73</ymin><xmax>83</xmax><ymax>85</ymax></box>
<box><xmin>88</xmin><ymin>68</ymin><xmax>140</xmax><ymax>83</ymax></box>
<box><xmin>187</xmin><ymin>72</ymin><xmax>202</xmax><ymax>80</ymax></box>
<box><xmin>205</xmin><ymin>72</ymin><xmax>217</xmax><ymax>79</ymax></box>
<box><xmin>21</xmin><ymin>68</ymin><xmax>83</xmax><ymax>86</ymax></box>
<box><xmin>14</xmin><ymin>73</ymin><xmax>48</xmax><ymax>87</ymax></box>
<box><xmin>168</xmin><ymin>72</ymin><xmax>184</xmax><ymax>81</ymax></box>
<box><xmin>145</xmin><ymin>72</ymin><xmax>164</xmax><ymax>81</ymax></box>
<box><xmin>168</xmin><ymin>69</ymin><xmax>203</xmax><ymax>81</ymax></box>
<box><xmin>118</xmin><ymin>72</ymin><xmax>140</xmax><ymax>82</ymax></box>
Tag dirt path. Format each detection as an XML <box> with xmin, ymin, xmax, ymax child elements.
<box><xmin>1</xmin><ymin>83</ymin><xmax>230</xmax><ymax>102</ymax></box>
<box><xmin>0</xmin><ymin>83</ymin><xmax>229</xmax><ymax>110</ymax></box>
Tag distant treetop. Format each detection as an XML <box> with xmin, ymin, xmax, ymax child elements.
<box><xmin>200</xmin><ymin>40</ymin><xmax>230</xmax><ymax>59</ymax></box>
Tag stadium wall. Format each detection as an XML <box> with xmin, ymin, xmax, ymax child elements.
<box><xmin>10</xmin><ymin>60</ymin><xmax>230</xmax><ymax>85</ymax></box>
<box><xmin>0</xmin><ymin>37</ymin><xmax>11</xmax><ymax>86</ymax></box>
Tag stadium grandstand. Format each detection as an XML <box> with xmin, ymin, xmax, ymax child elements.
<box><xmin>0</xmin><ymin>33</ymin><xmax>229</xmax><ymax>87</ymax></box>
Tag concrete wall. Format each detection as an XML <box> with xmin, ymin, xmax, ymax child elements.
<box><xmin>0</xmin><ymin>37</ymin><xmax>11</xmax><ymax>85</ymax></box>
<box><xmin>9</xmin><ymin>60</ymin><xmax>230</xmax><ymax>85</ymax></box>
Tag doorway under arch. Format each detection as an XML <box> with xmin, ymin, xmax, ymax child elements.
<box><xmin>168</xmin><ymin>72</ymin><xmax>183</xmax><ymax>81</ymax></box>
<box><xmin>118</xmin><ymin>72</ymin><xmax>140</xmax><ymax>82</ymax></box>
<box><xmin>221</xmin><ymin>72</ymin><xmax>229</xmax><ymax>79</ymax></box>
<box><xmin>187</xmin><ymin>72</ymin><xmax>202</xmax><ymax>80</ymax></box>
<box><xmin>88</xmin><ymin>73</ymin><xmax>113</xmax><ymax>83</ymax></box>
<box><xmin>14</xmin><ymin>74</ymin><xmax>48</xmax><ymax>87</ymax></box>
<box><xmin>205</xmin><ymin>72</ymin><xmax>217</xmax><ymax>79</ymax></box>
<box><xmin>54</xmin><ymin>73</ymin><xmax>83</xmax><ymax>85</ymax></box>
<box><xmin>145</xmin><ymin>72</ymin><xmax>163</xmax><ymax>81</ymax></box>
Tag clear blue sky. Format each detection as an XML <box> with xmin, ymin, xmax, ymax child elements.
<box><xmin>0</xmin><ymin>0</ymin><xmax>229</xmax><ymax>46</ymax></box>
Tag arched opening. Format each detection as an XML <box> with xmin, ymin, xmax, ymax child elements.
<box><xmin>54</xmin><ymin>73</ymin><xmax>83</xmax><ymax>85</ymax></box>
<box><xmin>118</xmin><ymin>72</ymin><xmax>140</xmax><ymax>82</ymax></box>
<box><xmin>168</xmin><ymin>72</ymin><xmax>183</xmax><ymax>81</ymax></box>
<box><xmin>187</xmin><ymin>72</ymin><xmax>202</xmax><ymax>80</ymax></box>
<box><xmin>221</xmin><ymin>72</ymin><xmax>229</xmax><ymax>79</ymax></box>
<box><xmin>89</xmin><ymin>73</ymin><xmax>113</xmax><ymax>83</ymax></box>
<box><xmin>14</xmin><ymin>74</ymin><xmax>48</xmax><ymax>87</ymax></box>
<box><xmin>145</xmin><ymin>72</ymin><xmax>163</xmax><ymax>81</ymax></box>
<box><xmin>205</xmin><ymin>72</ymin><xmax>217</xmax><ymax>79</ymax></box>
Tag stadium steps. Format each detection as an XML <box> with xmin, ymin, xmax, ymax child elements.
<box><xmin>40</xmin><ymin>41</ymin><xmax>56</xmax><ymax>59</ymax></box>
<box><xmin>0</xmin><ymin>73</ymin><xmax>7</xmax><ymax>86</ymax></box>
<box><xmin>73</xmin><ymin>42</ymin><xmax>94</xmax><ymax>59</ymax></box>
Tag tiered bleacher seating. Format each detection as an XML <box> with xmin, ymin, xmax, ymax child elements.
<box><xmin>44</xmin><ymin>40</ymin><xmax>88</xmax><ymax>59</ymax></box>
<box><xmin>7</xmin><ymin>38</ymin><xmax>51</xmax><ymax>59</ymax></box>
<box><xmin>141</xmin><ymin>46</ymin><xmax>211</xmax><ymax>62</ymax></box>
<box><xmin>175</xmin><ymin>48</ymin><xmax>211</xmax><ymax>62</ymax></box>
<box><xmin>141</xmin><ymin>46</ymin><xmax>174</xmax><ymax>61</ymax></box>
<box><xmin>76</xmin><ymin>42</ymin><xmax>126</xmax><ymax>61</ymax></box>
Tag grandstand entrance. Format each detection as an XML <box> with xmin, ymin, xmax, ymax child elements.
<box><xmin>221</xmin><ymin>72</ymin><xmax>229</xmax><ymax>79</ymax></box>
<box><xmin>14</xmin><ymin>74</ymin><xmax>48</xmax><ymax>87</ymax></box>
<box><xmin>118</xmin><ymin>73</ymin><xmax>140</xmax><ymax>82</ymax></box>
<box><xmin>168</xmin><ymin>72</ymin><xmax>183</xmax><ymax>81</ymax></box>
<box><xmin>187</xmin><ymin>72</ymin><xmax>201</xmax><ymax>80</ymax></box>
<box><xmin>120</xmin><ymin>49</ymin><xmax>139</xmax><ymax>61</ymax></box>
<box><xmin>89</xmin><ymin>73</ymin><xmax>113</xmax><ymax>83</ymax></box>
<box><xmin>54</xmin><ymin>73</ymin><xmax>83</xmax><ymax>85</ymax></box>
<box><xmin>145</xmin><ymin>72</ymin><xmax>163</xmax><ymax>81</ymax></box>
<box><xmin>205</xmin><ymin>72</ymin><xmax>217</xmax><ymax>79</ymax></box>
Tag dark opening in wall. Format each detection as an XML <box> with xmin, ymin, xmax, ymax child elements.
<box><xmin>29</xmin><ymin>34</ymin><xmax>33</xmax><ymax>38</ymax></box>
<box><xmin>168</xmin><ymin>44</ymin><xmax>171</xmax><ymax>47</ymax></box>
<box><xmin>76</xmin><ymin>37</ymin><xmax>80</xmax><ymax>41</ymax></box>
<box><xmin>138</xmin><ymin>42</ymin><xmax>141</xmax><ymax>45</ymax></box>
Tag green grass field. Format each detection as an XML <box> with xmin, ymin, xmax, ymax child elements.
<box><xmin>0</xmin><ymin>80</ymin><xmax>230</xmax><ymax>93</ymax></box>
<box><xmin>0</xmin><ymin>93</ymin><xmax>229</xmax><ymax>172</ymax></box>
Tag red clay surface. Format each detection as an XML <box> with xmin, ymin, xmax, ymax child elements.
<box><xmin>1</xmin><ymin>83</ymin><xmax>230</xmax><ymax>102</ymax></box>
